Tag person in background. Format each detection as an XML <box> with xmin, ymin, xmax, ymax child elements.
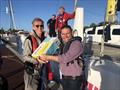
<box><xmin>55</xmin><ymin>6</ymin><xmax>75</xmax><ymax>33</ymax></box>
<box><xmin>73</xmin><ymin>29</ymin><xmax>78</xmax><ymax>36</ymax></box>
<box><xmin>38</xmin><ymin>25</ymin><xmax>84</xmax><ymax>90</ymax></box>
<box><xmin>47</xmin><ymin>15</ymin><xmax>56</xmax><ymax>37</ymax></box>
<box><xmin>17</xmin><ymin>31</ymin><xmax>27</xmax><ymax>55</ymax></box>
<box><xmin>23</xmin><ymin>17</ymin><xmax>46</xmax><ymax>90</ymax></box>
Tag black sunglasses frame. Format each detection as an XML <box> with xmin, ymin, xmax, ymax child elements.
<box><xmin>35</xmin><ymin>25</ymin><xmax>44</xmax><ymax>28</ymax></box>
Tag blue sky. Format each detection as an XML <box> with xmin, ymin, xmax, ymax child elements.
<box><xmin>0</xmin><ymin>0</ymin><xmax>118</xmax><ymax>31</ymax></box>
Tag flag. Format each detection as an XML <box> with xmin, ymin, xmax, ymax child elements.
<box><xmin>105</xmin><ymin>0</ymin><xmax>116</xmax><ymax>22</ymax></box>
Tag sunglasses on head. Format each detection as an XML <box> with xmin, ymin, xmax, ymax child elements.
<box><xmin>35</xmin><ymin>25</ymin><xmax>44</xmax><ymax>28</ymax></box>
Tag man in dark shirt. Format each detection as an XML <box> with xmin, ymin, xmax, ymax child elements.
<box><xmin>47</xmin><ymin>15</ymin><xmax>56</xmax><ymax>37</ymax></box>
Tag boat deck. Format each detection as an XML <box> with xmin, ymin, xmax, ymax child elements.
<box><xmin>0</xmin><ymin>44</ymin><xmax>24</xmax><ymax>90</ymax></box>
<box><xmin>84</xmin><ymin>42</ymin><xmax>120</xmax><ymax>61</ymax></box>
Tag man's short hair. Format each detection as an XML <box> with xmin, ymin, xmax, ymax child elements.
<box><xmin>59</xmin><ymin>6</ymin><xmax>65</xmax><ymax>10</ymax></box>
<box><xmin>52</xmin><ymin>14</ymin><xmax>56</xmax><ymax>17</ymax></box>
<box><xmin>32</xmin><ymin>17</ymin><xmax>44</xmax><ymax>25</ymax></box>
<box><xmin>61</xmin><ymin>25</ymin><xmax>73</xmax><ymax>33</ymax></box>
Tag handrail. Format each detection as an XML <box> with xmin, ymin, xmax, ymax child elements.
<box><xmin>1</xmin><ymin>37</ymin><xmax>24</xmax><ymax>65</ymax></box>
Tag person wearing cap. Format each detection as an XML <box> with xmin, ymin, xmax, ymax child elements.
<box><xmin>47</xmin><ymin>15</ymin><xmax>56</xmax><ymax>37</ymax></box>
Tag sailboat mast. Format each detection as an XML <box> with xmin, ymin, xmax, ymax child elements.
<box><xmin>8</xmin><ymin>0</ymin><xmax>16</xmax><ymax>30</ymax></box>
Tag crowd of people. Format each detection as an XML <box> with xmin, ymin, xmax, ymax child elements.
<box><xmin>22</xmin><ymin>6</ymin><xmax>84</xmax><ymax>90</ymax></box>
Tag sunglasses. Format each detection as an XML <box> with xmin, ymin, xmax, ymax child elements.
<box><xmin>35</xmin><ymin>25</ymin><xmax>44</xmax><ymax>28</ymax></box>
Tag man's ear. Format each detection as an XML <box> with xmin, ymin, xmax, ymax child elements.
<box><xmin>32</xmin><ymin>26</ymin><xmax>35</xmax><ymax>31</ymax></box>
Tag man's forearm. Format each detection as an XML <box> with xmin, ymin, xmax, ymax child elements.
<box><xmin>47</xmin><ymin>55</ymin><xmax>59</xmax><ymax>62</ymax></box>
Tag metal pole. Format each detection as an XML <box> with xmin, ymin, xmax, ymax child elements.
<box><xmin>74</xmin><ymin>0</ymin><xmax>78</xmax><ymax>11</ymax></box>
<box><xmin>0</xmin><ymin>0</ymin><xmax>2</xmax><ymax>28</ymax></box>
<box><xmin>100</xmin><ymin>0</ymin><xmax>108</xmax><ymax>57</ymax></box>
<box><xmin>116</xmin><ymin>0</ymin><xmax>119</xmax><ymax>23</ymax></box>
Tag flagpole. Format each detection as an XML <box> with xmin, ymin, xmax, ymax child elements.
<box><xmin>100</xmin><ymin>0</ymin><xmax>108</xmax><ymax>57</ymax></box>
<box><xmin>74</xmin><ymin>0</ymin><xmax>78</xmax><ymax>11</ymax></box>
<box><xmin>0</xmin><ymin>0</ymin><xmax>2</xmax><ymax>28</ymax></box>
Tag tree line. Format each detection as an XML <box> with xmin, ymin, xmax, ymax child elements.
<box><xmin>0</xmin><ymin>28</ymin><xmax>25</xmax><ymax>34</ymax></box>
<box><xmin>0</xmin><ymin>21</ymin><xmax>119</xmax><ymax>34</ymax></box>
